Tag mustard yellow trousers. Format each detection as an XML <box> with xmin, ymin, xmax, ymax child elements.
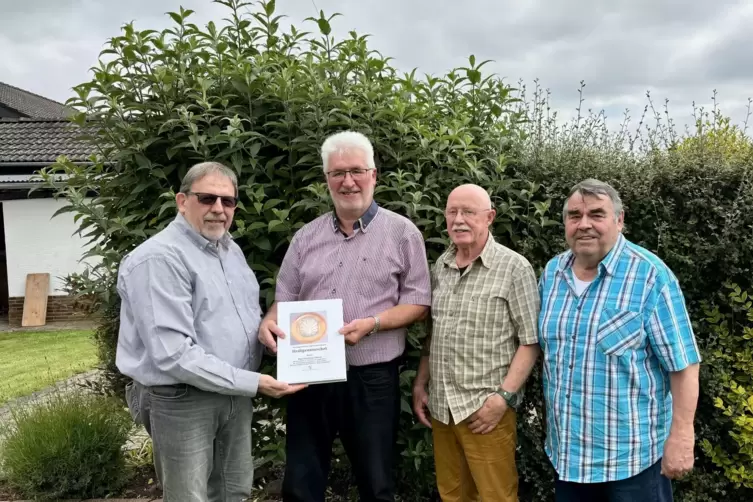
<box><xmin>432</xmin><ymin>409</ymin><xmax>518</xmax><ymax>502</ymax></box>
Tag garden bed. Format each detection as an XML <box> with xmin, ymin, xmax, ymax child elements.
<box><xmin>0</xmin><ymin>464</ymin><xmax>161</xmax><ymax>501</ymax></box>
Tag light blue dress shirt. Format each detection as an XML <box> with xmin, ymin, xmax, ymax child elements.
<box><xmin>115</xmin><ymin>213</ymin><xmax>264</xmax><ymax>396</ymax></box>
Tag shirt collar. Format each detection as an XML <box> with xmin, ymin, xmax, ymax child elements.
<box><xmin>173</xmin><ymin>213</ymin><xmax>232</xmax><ymax>251</ymax></box>
<box><xmin>557</xmin><ymin>233</ymin><xmax>626</xmax><ymax>276</ymax></box>
<box><xmin>442</xmin><ymin>232</ymin><xmax>496</xmax><ymax>270</ymax></box>
<box><xmin>331</xmin><ymin>200</ymin><xmax>379</xmax><ymax>234</ymax></box>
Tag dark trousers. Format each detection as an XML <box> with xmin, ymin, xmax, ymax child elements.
<box><xmin>555</xmin><ymin>459</ymin><xmax>673</xmax><ymax>502</ymax></box>
<box><xmin>282</xmin><ymin>358</ymin><xmax>401</xmax><ymax>502</ymax></box>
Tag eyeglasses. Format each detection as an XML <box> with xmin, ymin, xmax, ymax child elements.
<box><xmin>444</xmin><ymin>208</ymin><xmax>492</xmax><ymax>218</ymax></box>
<box><xmin>187</xmin><ymin>191</ymin><xmax>238</xmax><ymax>208</ymax></box>
<box><xmin>325</xmin><ymin>168</ymin><xmax>374</xmax><ymax>180</ymax></box>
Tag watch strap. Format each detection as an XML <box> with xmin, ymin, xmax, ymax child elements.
<box><xmin>368</xmin><ymin>315</ymin><xmax>380</xmax><ymax>335</ymax></box>
<box><xmin>496</xmin><ymin>389</ymin><xmax>520</xmax><ymax>409</ymax></box>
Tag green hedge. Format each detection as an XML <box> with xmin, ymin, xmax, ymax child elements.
<box><xmin>700</xmin><ymin>283</ymin><xmax>753</xmax><ymax>492</ymax></box>
<box><xmin>40</xmin><ymin>1</ymin><xmax>753</xmax><ymax>500</ymax></box>
<box><xmin>505</xmin><ymin>89</ymin><xmax>753</xmax><ymax>501</ymax></box>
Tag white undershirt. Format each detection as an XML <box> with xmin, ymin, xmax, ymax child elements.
<box><xmin>573</xmin><ymin>276</ymin><xmax>592</xmax><ymax>296</ymax></box>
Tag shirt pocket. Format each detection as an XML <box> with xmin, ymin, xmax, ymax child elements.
<box><xmin>596</xmin><ymin>308</ymin><xmax>644</xmax><ymax>357</ymax></box>
<box><xmin>464</xmin><ymin>293</ymin><xmax>506</xmax><ymax>334</ymax></box>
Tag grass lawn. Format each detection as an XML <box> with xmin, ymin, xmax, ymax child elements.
<box><xmin>0</xmin><ymin>330</ymin><xmax>98</xmax><ymax>405</ymax></box>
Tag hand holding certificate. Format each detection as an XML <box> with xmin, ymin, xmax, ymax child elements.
<box><xmin>276</xmin><ymin>299</ymin><xmax>347</xmax><ymax>385</ymax></box>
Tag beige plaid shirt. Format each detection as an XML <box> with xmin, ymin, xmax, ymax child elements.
<box><xmin>424</xmin><ymin>233</ymin><xmax>540</xmax><ymax>424</ymax></box>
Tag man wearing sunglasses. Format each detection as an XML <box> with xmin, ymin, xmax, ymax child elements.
<box><xmin>116</xmin><ymin>161</ymin><xmax>306</xmax><ymax>502</ymax></box>
<box><xmin>258</xmin><ymin>131</ymin><xmax>432</xmax><ymax>502</ymax></box>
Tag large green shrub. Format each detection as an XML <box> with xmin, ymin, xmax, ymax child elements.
<box><xmin>40</xmin><ymin>0</ymin><xmax>549</xmax><ymax>499</ymax></box>
<box><xmin>38</xmin><ymin>1</ymin><xmax>753</xmax><ymax>500</ymax></box>
<box><xmin>0</xmin><ymin>391</ymin><xmax>133</xmax><ymax>500</ymax></box>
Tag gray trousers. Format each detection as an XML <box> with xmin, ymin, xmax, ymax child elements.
<box><xmin>126</xmin><ymin>381</ymin><xmax>254</xmax><ymax>502</ymax></box>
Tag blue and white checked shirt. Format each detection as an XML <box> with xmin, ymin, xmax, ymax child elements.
<box><xmin>538</xmin><ymin>233</ymin><xmax>701</xmax><ymax>483</ymax></box>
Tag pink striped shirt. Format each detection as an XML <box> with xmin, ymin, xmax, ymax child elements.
<box><xmin>275</xmin><ymin>203</ymin><xmax>432</xmax><ymax>366</ymax></box>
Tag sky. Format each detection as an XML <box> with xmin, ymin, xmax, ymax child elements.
<box><xmin>1</xmin><ymin>0</ymin><xmax>751</xmax><ymax>135</ymax></box>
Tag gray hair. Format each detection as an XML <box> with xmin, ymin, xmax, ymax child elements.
<box><xmin>179</xmin><ymin>161</ymin><xmax>238</xmax><ymax>196</ymax></box>
<box><xmin>563</xmin><ymin>178</ymin><xmax>623</xmax><ymax>221</ymax></box>
<box><xmin>321</xmin><ymin>130</ymin><xmax>376</xmax><ymax>172</ymax></box>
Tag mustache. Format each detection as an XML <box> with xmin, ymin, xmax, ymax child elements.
<box><xmin>204</xmin><ymin>217</ymin><xmax>226</xmax><ymax>223</ymax></box>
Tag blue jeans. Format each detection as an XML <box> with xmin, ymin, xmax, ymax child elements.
<box><xmin>555</xmin><ymin>460</ymin><xmax>673</xmax><ymax>502</ymax></box>
<box><xmin>130</xmin><ymin>382</ymin><xmax>254</xmax><ymax>502</ymax></box>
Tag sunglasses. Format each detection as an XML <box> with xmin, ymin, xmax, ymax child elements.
<box><xmin>187</xmin><ymin>191</ymin><xmax>238</xmax><ymax>208</ymax></box>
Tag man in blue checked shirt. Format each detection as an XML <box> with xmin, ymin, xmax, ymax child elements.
<box><xmin>538</xmin><ymin>178</ymin><xmax>701</xmax><ymax>502</ymax></box>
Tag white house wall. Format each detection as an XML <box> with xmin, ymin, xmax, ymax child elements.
<box><xmin>3</xmin><ymin>198</ymin><xmax>99</xmax><ymax>297</ymax></box>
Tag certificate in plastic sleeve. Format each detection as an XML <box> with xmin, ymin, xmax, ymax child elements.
<box><xmin>276</xmin><ymin>299</ymin><xmax>347</xmax><ymax>385</ymax></box>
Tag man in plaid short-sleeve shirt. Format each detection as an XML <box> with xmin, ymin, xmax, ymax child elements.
<box><xmin>412</xmin><ymin>184</ymin><xmax>541</xmax><ymax>502</ymax></box>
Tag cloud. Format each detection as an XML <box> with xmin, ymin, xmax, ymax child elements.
<box><xmin>0</xmin><ymin>0</ymin><xmax>226</xmax><ymax>103</ymax></box>
<box><xmin>273</xmin><ymin>0</ymin><xmax>752</xmax><ymax>130</ymax></box>
<box><xmin>0</xmin><ymin>0</ymin><xmax>750</xmax><ymax>132</ymax></box>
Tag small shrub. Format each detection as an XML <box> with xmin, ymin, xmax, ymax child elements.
<box><xmin>0</xmin><ymin>390</ymin><xmax>133</xmax><ymax>500</ymax></box>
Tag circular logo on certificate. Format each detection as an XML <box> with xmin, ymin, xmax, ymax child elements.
<box><xmin>291</xmin><ymin>312</ymin><xmax>327</xmax><ymax>344</ymax></box>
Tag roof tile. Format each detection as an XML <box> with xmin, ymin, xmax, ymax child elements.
<box><xmin>0</xmin><ymin>119</ymin><xmax>94</xmax><ymax>164</ymax></box>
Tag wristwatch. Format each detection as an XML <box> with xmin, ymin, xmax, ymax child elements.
<box><xmin>496</xmin><ymin>388</ymin><xmax>522</xmax><ymax>409</ymax></box>
<box><xmin>368</xmin><ymin>315</ymin><xmax>380</xmax><ymax>336</ymax></box>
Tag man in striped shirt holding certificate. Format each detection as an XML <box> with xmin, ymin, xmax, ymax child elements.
<box><xmin>258</xmin><ymin>131</ymin><xmax>431</xmax><ymax>502</ymax></box>
<box><xmin>538</xmin><ymin>179</ymin><xmax>701</xmax><ymax>501</ymax></box>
